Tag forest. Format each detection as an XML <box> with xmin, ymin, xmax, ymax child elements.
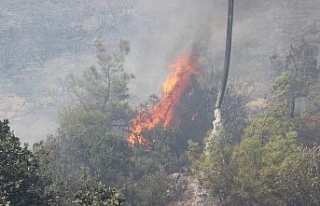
<box><xmin>1</xmin><ymin>0</ymin><xmax>320</xmax><ymax>206</ymax></box>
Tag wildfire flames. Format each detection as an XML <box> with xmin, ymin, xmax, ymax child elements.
<box><xmin>128</xmin><ymin>52</ymin><xmax>199</xmax><ymax>150</ymax></box>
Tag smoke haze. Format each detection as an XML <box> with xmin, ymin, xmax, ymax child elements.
<box><xmin>0</xmin><ymin>0</ymin><xmax>319</xmax><ymax>143</ymax></box>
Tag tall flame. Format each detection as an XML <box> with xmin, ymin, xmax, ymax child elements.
<box><xmin>128</xmin><ymin>52</ymin><xmax>199</xmax><ymax>149</ymax></box>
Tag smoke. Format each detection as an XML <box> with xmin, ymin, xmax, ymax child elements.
<box><xmin>125</xmin><ymin>0</ymin><xmax>226</xmax><ymax>101</ymax></box>
<box><xmin>126</xmin><ymin>0</ymin><xmax>320</xmax><ymax>101</ymax></box>
<box><xmin>0</xmin><ymin>0</ymin><xmax>319</xmax><ymax>144</ymax></box>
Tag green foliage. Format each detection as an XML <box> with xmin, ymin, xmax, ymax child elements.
<box><xmin>51</xmin><ymin>129</ymin><xmax>132</xmax><ymax>185</ymax></box>
<box><xmin>132</xmin><ymin>140</ymin><xmax>178</xmax><ymax>177</ymax></box>
<box><xmin>270</xmin><ymin>40</ymin><xmax>319</xmax><ymax>118</ymax></box>
<box><xmin>192</xmin><ymin>66</ymin><xmax>320</xmax><ymax>205</ymax></box>
<box><xmin>189</xmin><ymin>131</ymin><xmax>235</xmax><ymax>203</ymax></box>
<box><xmin>270</xmin><ymin>40</ymin><xmax>320</xmax><ymax>145</ymax></box>
<box><xmin>73</xmin><ymin>181</ymin><xmax>125</xmax><ymax>206</ymax></box>
<box><xmin>229</xmin><ymin>116</ymin><xmax>301</xmax><ymax>205</ymax></box>
<box><xmin>276</xmin><ymin>146</ymin><xmax>320</xmax><ymax>205</ymax></box>
<box><xmin>33</xmin><ymin>140</ymin><xmax>126</xmax><ymax>206</ymax></box>
<box><xmin>50</xmin><ymin>40</ymin><xmax>134</xmax><ymax>186</ymax></box>
<box><xmin>61</xmin><ymin>39</ymin><xmax>134</xmax><ymax>133</ymax></box>
<box><xmin>28</xmin><ymin>40</ymin><xmax>134</xmax><ymax>205</ymax></box>
<box><xmin>0</xmin><ymin>119</ymin><xmax>52</xmax><ymax>206</ymax></box>
<box><xmin>131</xmin><ymin>168</ymin><xmax>170</xmax><ymax>206</ymax></box>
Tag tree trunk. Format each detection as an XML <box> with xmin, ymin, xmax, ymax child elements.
<box><xmin>215</xmin><ymin>0</ymin><xmax>234</xmax><ymax>109</ymax></box>
<box><xmin>208</xmin><ymin>0</ymin><xmax>235</xmax><ymax>154</ymax></box>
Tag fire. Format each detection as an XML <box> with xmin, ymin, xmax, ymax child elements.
<box><xmin>128</xmin><ymin>52</ymin><xmax>199</xmax><ymax>149</ymax></box>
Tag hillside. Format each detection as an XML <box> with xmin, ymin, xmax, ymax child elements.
<box><xmin>0</xmin><ymin>0</ymin><xmax>319</xmax><ymax>143</ymax></box>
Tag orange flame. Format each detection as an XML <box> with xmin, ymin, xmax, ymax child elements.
<box><xmin>128</xmin><ymin>52</ymin><xmax>199</xmax><ymax>150</ymax></box>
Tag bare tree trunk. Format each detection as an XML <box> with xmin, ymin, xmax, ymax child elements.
<box><xmin>211</xmin><ymin>0</ymin><xmax>234</xmax><ymax>136</ymax></box>
<box><xmin>197</xmin><ymin>1</ymin><xmax>235</xmax><ymax>205</ymax></box>
<box><xmin>206</xmin><ymin>0</ymin><xmax>234</xmax><ymax>155</ymax></box>
<box><xmin>215</xmin><ymin>0</ymin><xmax>234</xmax><ymax>110</ymax></box>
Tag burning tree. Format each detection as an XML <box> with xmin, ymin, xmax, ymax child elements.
<box><xmin>128</xmin><ymin>52</ymin><xmax>199</xmax><ymax>150</ymax></box>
